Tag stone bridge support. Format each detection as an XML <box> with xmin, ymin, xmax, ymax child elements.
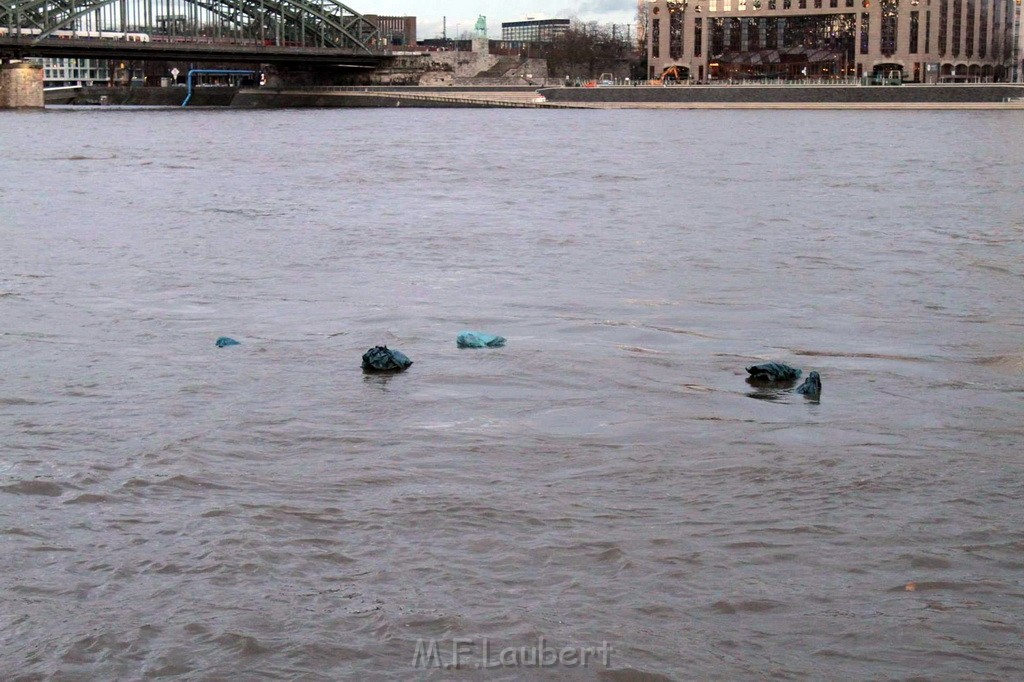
<box><xmin>0</xmin><ymin>63</ymin><xmax>44</xmax><ymax>109</ymax></box>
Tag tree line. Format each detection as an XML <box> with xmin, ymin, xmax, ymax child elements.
<box><xmin>541</xmin><ymin>20</ymin><xmax>647</xmax><ymax>80</ymax></box>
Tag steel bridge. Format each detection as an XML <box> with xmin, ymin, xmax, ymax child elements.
<box><xmin>0</xmin><ymin>0</ymin><xmax>387</xmax><ymax>64</ymax></box>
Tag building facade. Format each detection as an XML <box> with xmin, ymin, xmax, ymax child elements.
<box><xmin>501</xmin><ymin>19</ymin><xmax>571</xmax><ymax>42</ymax></box>
<box><xmin>364</xmin><ymin>15</ymin><xmax>417</xmax><ymax>46</ymax></box>
<box><xmin>31</xmin><ymin>58</ymin><xmax>109</xmax><ymax>86</ymax></box>
<box><xmin>646</xmin><ymin>0</ymin><xmax>1021</xmax><ymax>82</ymax></box>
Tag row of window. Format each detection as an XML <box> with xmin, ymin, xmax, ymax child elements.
<box><xmin>500</xmin><ymin>26</ymin><xmax>569</xmax><ymax>42</ymax></box>
<box><xmin>707</xmin><ymin>0</ymin><xmax>855</xmax><ymax>10</ymax></box>
<box><xmin>661</xmin><ymin>14</ymin><xmax>859</xmax><ymax>57</ymax></box>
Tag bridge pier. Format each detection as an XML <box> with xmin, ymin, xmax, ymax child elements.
<box><xmin>0</xmin><ymin>62</ymin><xmax>44</xmax><ymax>109</ymax></box>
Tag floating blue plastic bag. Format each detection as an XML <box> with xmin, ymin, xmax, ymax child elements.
<box><xmin>796</xmin><ymin>371</ymin><xmax>821</xmax><ymax>398</ymax></box>
<box><xmin>456</xmin><ymin>331</ymin><xmax>506</xmax><ymax>348</ymax></box>
<box><xmin>215</xmin><ymin>337</ymin><xmax>240</xmax><ymax>347</ymax></box>
<box><xmin>746</xmin><ymin>362</ymin><xmax>802</xmax><ymax>382</ymax></box>
<box><xmin>362</xmin><ymin>346</ymin><xmax>413</xmax><ymax>372</ymax></box>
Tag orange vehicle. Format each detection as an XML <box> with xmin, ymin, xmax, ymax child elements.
<box><xmin>651</xmin><ymin>65</ymin><xmax>690</xmax><ymax>85</ymax></box>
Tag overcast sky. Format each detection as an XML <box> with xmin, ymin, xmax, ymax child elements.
<box><xmin>365</xmin><ymin>0</ymin><xmax>638</xmax><ymax>41</ymax></box>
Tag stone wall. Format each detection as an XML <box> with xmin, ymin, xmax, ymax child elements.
<box><xmin>0</xmin><ymin>63</ymin><xmax>44</xmax><ymax>109</ymax></box>
<box><xmin>370</xmin><ymin>51</ymin><xmax>505</xmax><ymax>86</ymax></box>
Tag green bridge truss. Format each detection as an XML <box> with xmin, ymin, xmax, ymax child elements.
<box><xmin>0</xmin><ymin>0</ymin><xmax>381</xmax><ymax>53</ymax></box>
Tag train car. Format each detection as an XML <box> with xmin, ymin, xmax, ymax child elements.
<box><xmin>0</xmin><ymin>27</ymin><xmax>150</xmax><ymax>42</ymax></box>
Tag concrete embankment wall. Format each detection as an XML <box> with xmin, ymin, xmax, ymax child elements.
<box><xmin>52</xmin><ymin>87</ymin><xmax>238</xmax><ymax>106</ymax></box>
<box><xmin>540</xmin><ymin>84</ymin><xmax>1024</xmax><ymax>104</ymax></box>
<box><xmin>49</xmin><ymin>85</ymin><xmax>544</xmax><ymax>108</ymax></box>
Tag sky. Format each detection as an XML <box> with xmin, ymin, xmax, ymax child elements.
<box><xmin>363</xmin><ymin>0</ymin><xmax>639</xmax><ymax>41</ymax></box>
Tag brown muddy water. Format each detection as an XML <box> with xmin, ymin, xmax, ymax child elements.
<box><xmin>1</xmin><ymin>108</ymin><xmax>1022</xmax><ymax>680</ymax></box>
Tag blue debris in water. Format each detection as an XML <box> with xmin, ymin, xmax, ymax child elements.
<box><xmin>746</xmin><ymin>362</ymin><xmax>802</xmax><ymax>382</ymax></box>
<box><xmin>215</xmin><ymin>337</ymin><xmax>241</xmax><ymax>347</ymax></box>
<box><xmin>456</xmin><ymin>331</ymin><xmax>506</xmax><ymax>348</ymax></box>
<box><xmin>362</xmin><ymin>346</ymin><xmax>413</xmax><ymax>372</ymax></box>
<box><xmin>796</xmin><ymin>371</ymin><xmax>822</xmax><ymax>398</ymax></box>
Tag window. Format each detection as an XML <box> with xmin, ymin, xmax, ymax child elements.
<box><xmin>799</xmin><ymin>0</ymin><xmax>807</xmax><ymax>8</ymax></box>
<box><xmin>861</xmin><ymin>12</ymin><xmax>870</xmax><ymax>53</ymax></box>
<box><xmin>652</xmin><ymin>18</ymin><xmax>660</xmax><ymax>57</ymax></box>
<box><xmin>997</xmin><ymin>0</ymin><xmax>1004</xmax><ymax>60</ymax></box>
<box><xmin>1004</xmin><ymin>0</ymin><xmax>1013</xmax><ymax>61</ymax></box>
<box><xmin>979</xmin><ymin>0</ymin><xmax>987</xmax><ymax>56</ymax></box>
<box><xmin>711</xmin><ymin>17</ymin><xmax>725</xmax><ymax>53</ymax></box>
<box><xmin>938</xmin><ymin>0</ymin><xmax>947</xmax><ymax>54</ymax></box>
<box><xmin>951</xmin><ymin>0</ymin><xmax>961</xmax><ymax>56</ymax></box>
<box><xmin>694</xmin><ymin>18</ymin><xmax>703</xmax><ymax>56</ymax></box>
<box><xmin>964</xmin><ymin>0</ymin><xmax>974</xmax><ymax>56</ymax></box>
<box><xmin>766</xmin><ymin>16</ymin><xmax>779</xmax><ymax>48</ymax></box>
<box><xmin>707</xmin><ymin>14</ymin><xmax>856</xmax><ymax>78</ymax></box>
<box><xmin>748</xmin><ymin>18</ymin><xmax>761</xmax><ymax>49</ymax></box>
<box><xmin>670</xmin><ymin>4</ymin><xmax>685</xmax><ymax>58</ymax></box>
<box><xmin>925</xmin><ymin>10</ymin><xmax>931</xmax><ymax>52</ymax></box>
<box><xmin>992</xmin><ymin>0</ymin><xmax>1001</xmax><ymax>59</ymax></box>
<box><xmin>910</xmin><ymin>11</ymin><xmax>920</xmax><ymax>51</ymax></box>
<box><xmin>880</xmin><ymin>0</ymin><xmax>899</xmax><ymax>56</ymax></box>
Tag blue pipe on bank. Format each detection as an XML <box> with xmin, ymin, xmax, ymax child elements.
<box><xmin>182</xmin><ymin>69</ymin><xmax>258</xmax><ymax>107</ymax></box>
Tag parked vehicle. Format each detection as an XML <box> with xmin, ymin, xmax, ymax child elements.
<box><xmin>652</xmin><ymin>65</ymin><xmax>689</xmax><ymax>85</ymax></box>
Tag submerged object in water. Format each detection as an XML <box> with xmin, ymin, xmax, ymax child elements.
<box><xmin>796</xmin><ymin>371</ymin><xmax>822</xmax><ymax>398</ymax></box>
<box><xmin>362</xmin><ymin>346</ymin><xmax>413</xmax><ymax>372</ymax></box>
<box><xmin>746</xmin><ymin>362</ymin><xmax>802</xmax><ymax>382</ymax></box>
<box><xmin>456</xmin><ymin>331</ymin><xmax>506</xmax><ymax>348</ymax></box>
<box><xmin>215</xmin><ymin>336</ymin><xmax>240</xmax><ymax>347</ymax></box>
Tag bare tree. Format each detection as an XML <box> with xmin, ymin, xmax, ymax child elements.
<box><xmin>636</xmin><ymin>0</ymin><xmax>649</xmax><ymax>53</ymax></box>
<box><xmin>544</xmin><ymin>20</ymin><xmax>633</xmax><ymax>79</ymax></box>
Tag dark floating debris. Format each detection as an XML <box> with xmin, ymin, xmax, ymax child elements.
<box><xmin>746</xmin><ymin>362</ymin><xmax>802</xmax><ymax>382</ymax></box>
<box><xmin>362</xmin><ymin>346</ymin><xmax>413</xmax><ymax>372</ymax></box>
<box><xmin>215</xmin><ymin>337</ymin><xmax>240</xmax><ymax>347</ymax></box>
<box><xmin>796</xmin><ymin>371</ymin><xmax>822</xmax><ymax>398</ymax></box>
<box><xmin>456</xmin><ymin>331</ymin><xmax>506</xmax><ymax>348</ymax></box>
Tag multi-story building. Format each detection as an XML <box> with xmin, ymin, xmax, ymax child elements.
<box><xmin>646</xmin><ymin>0</ymin><xmax>1021</xmax><ymax>82</ymax></box>
<box><xmin>501</xmin><ymin>18</ymin><xmax>571</xmax><ymax>42</ymax></box>
<box><xmin>32</xmin><ymin>58</ymin><xmax>109</xmax><ymax>86</ymax></box>
<box><xmin>364</xmin><ymin>15</ymin><xmax>417</xmax><ymax>46</ymax></box>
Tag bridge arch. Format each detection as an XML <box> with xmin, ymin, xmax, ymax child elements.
<box><xmin>0</xmin><ymin>0</ymin><xmax>381</xmax><ymax>52</ymax></box>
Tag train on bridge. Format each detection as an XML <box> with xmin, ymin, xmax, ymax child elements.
<box><xmin>0</xmin><ymin>27</ymin><xmax>338</xmax><ymax>48</ymax></box>
<box><xmin>0</xmin><ymin>27</ymin><xmax>151</xmax><ymax>42</ymax></box>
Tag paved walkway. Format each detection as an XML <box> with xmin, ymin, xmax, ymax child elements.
<box><xmin>369</xmin><ymin>89</ymin><xmax>1024</xmax><ymax>110</ymax></box>
<box><xmin>257</xmin><ymin>87</ymin><xmax>1024</xmax><ymax>110</ymax></box>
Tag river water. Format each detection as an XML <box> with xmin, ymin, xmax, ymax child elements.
<box><xmin>1</xmin><ymin>107</ymin><xmax>1022</xmax><ymax>680</ymax></box>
